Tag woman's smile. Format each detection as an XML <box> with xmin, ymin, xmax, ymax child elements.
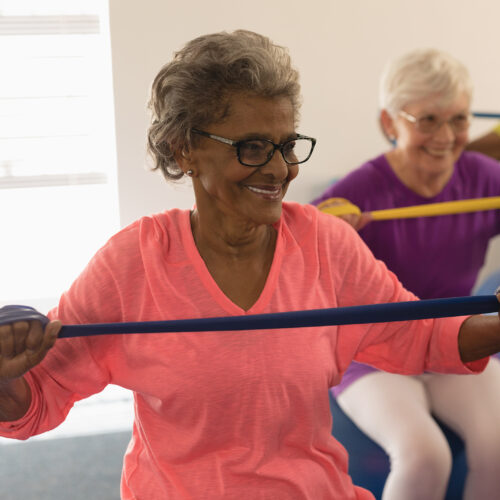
<box><xmin>421</xmin><ymin>145</ymin><xmax>453</xmax><ymax>158</ymax></box>
<box><xmin>244</xmin><ymin>183</ymin><xmax>284</xmax><ymax>201</ymax></box>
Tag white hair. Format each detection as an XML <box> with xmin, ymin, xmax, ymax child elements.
<box><xmin>379</xmin><ymin>48</ymin><xmax>473</xmax><ymax>116</ymax></box>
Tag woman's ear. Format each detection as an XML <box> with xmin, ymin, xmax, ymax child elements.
<box><xmin>379</xmin><ymin>109</ymin><xmax>397</xmax><ymax>144</ymax></box>
<box><xmin>175</xmin><ymin>150</ymin><xmax>197</xmax><ymax>178</ymax></box>
<box><xmin>175</xmin><ymin>148</ymin><xmax>192</xmax><ymax>171</ymax></box>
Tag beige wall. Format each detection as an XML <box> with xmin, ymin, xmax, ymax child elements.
<box><xmin>108</xmin><ymin>0</ymin><xmax>500</xmax><ymax>281</ymax></box>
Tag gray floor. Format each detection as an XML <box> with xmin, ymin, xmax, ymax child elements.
<box><xmin>0</xmin><ymin>431</ymin><xmax>130</xmax><ymax>500</ymax></box>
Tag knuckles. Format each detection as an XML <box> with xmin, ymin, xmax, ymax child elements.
<box><xmin>0</xmin><ymin>321</ymin><xmax>44</xmax><ymax>354</ymax></box>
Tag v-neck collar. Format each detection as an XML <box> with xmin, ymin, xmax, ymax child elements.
<box><xmin>180</xmin><ymin>210</ymin><xmax>284</xmax><ymax>315</ymax></box>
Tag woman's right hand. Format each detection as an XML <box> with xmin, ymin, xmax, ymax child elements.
<box><xmin>0</xmin><ymin>320</ymin><xmax>61</xmax><ymax>382</ymax></box>
<box><xmin>336</xmin><ymin>212</ymin><xmax>373</xmax><ymax>231</ymax></box>
<box><xmin>317</xmin><ymin>197</ymin><xmax>373</xmax><ymax>231</ymax></box>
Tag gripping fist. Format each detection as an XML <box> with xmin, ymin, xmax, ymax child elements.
<box><xmin>0</xmin><ymin>319</ymin><xmax>61</xmax><ymax>382</ymax></box>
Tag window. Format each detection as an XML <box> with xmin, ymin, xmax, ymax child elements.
<box><xmin>0</xmin><ymin>1</ymin><xmax>132</xmax><ymax>443</ymax></box>
<box><xmin>0</xmin><ymin>0</ymin><xmax>119</xmax><ymax>310</ymax></box>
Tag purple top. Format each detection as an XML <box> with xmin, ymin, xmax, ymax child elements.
<box><xmin>312</xmin><ymin>151</ymin><xmax>500</xmax><ymax>396</ymax></box>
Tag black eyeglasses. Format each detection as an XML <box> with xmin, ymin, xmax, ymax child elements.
<box><xmin>191</xmin><ymin>129</ymin><xmax>316</xmax><ymax>167</ymax></box>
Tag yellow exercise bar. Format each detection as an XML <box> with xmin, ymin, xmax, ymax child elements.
<box><xmin>318</xmin><ymin>196</ymin><xmax>500</xmax><ymax>220</ymax></box>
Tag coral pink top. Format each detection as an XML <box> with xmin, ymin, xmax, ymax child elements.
<box><xmin>0</xmin><ymin>203</ymin><xmax>485</xmax><ymax>499</ymax></box>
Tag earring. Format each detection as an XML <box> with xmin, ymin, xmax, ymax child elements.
<box><xmin>186</xmin><ymin>169</ymin><xmax>194</xmax><ymax>177</ymax></box>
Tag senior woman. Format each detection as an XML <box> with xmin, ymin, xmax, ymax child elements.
<box><xmin>1</xmin><ymin>33</ymin><xmax>500</xmax><ymax>500</ymax></box>
<box><xmin>313</xmin><ymin>48</ymin><xmax>500</xmax><ymax>500</ymax></box>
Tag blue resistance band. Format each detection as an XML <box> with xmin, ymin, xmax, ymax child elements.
<box><xmin>0</xmin><ymin>296</ymin><xmax>497</xmax><ymax>338</ymax></box>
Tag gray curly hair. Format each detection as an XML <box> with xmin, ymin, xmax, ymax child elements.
<box><xmin>147</xmin><ymin>29</ymin><xmax>302</xmax><ymax>181</ymax></box>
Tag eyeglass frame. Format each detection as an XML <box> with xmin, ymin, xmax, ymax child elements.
<box><xmin>398</xmin><ymin>109</ymin><xmax>472</xmax><ymax>134</ymax></box>
<box><xmin>191</xmin><ymin>128</ymin><xmax>317</xmax><ymax>167</ymax></box>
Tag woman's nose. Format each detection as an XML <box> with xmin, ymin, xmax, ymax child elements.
<box><xmin>259</xmin><ymin>149</ymin><xmax>290</xmax><ymax>179</ymax></box>
<box><xmin>433</xmin><ymin>120</ymin><xmax>456</xmax><ymax>141</ymax></box>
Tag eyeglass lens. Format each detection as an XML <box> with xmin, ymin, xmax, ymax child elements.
<box><xmin>416</xmin><ymin>114</ymin><xmax>470</xmax><ymax>134</ymax></box>
<box><xmin>239</xmin><ymin>138</ymin><xmax>313</xmax><ymax>166</ymax></box>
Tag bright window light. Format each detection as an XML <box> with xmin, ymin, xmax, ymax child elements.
<box><xmin>0</xmin><ymin>1</ymin><xmax>133</xmax><ymax>444</ymax></box>
<box><xmin>0</xmin><ymin>0</ymin><xmax>120</xmax><ymax>310</ymax></box>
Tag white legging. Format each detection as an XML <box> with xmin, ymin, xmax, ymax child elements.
<box><xmin>337</xmin><ymin>358</ymin><xmax>500</xmax><ymax>500</ymax></box>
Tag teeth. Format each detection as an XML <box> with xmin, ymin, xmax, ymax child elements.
<box><xmin>246</xmin><ymin>185</ymin><xmax>281</xmax><ymax>195</ymax></box>
<box><xmin>425</xmin><ymin>148</ymin><xmax>450</xmax><ymax>156</ymax></box>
